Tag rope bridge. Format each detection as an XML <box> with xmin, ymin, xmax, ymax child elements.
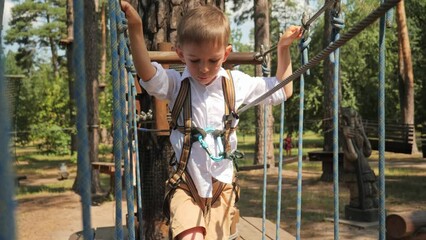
<box><xmin>0</xmin><ymin>0</ymin><xmax>400</xmax><ymax>239</ymax></box>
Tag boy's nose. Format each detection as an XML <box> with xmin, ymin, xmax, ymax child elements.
<box><xmin>199</xmin><ymin>62</ymin><xmax>209</xmax><ymax>73</ymax></box>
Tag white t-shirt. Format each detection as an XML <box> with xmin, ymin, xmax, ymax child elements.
<box><xmin>140</xmin><ymin>62</ymin><xmax>286</xmax><ymax>198</ymax></box>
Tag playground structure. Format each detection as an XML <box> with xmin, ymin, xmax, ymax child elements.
<box><xmin>3</xmin><ymin>0</ymin><xmax>425</xmax><ymax>240</ymax></box>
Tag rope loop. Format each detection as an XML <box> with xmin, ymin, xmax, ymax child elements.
<box><xmin>260</xmin><ymin>45</ymin><xmax>271</xmax><ymax>77</ymax></box>
<box><xmin>299</xmin><ymin>36</ymin><xmax>311</xmax><ymax>76</ymax></box>
<box><xmin>331</xmin><ymin>8</ymin><xmax>345</xmax><ymax>31</ymax></box>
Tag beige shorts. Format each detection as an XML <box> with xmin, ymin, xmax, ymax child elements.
<box><xmin>169</xmin><ymin>176</ymin><xmax>237</xmax><ymax>240</ymax></box>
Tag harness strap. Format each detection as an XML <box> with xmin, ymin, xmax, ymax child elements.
<box><xmin>170</xmin><ymin>78</ymin><xmax>189</xmax><ymax>130</ymax></box>
<box><xmin>167</xmin><ymin>78</ymin><xmax>191</xmax><ymax>188</ymax></box>
<box><xmin>223</xmin><ymin>70</ymin><xmax>237</xmax><ymax>154</ymax></box>
<box><xmin>167</xmin><ymin>71</ymin><xmax>236</xmax><ymax>188</ymax></box>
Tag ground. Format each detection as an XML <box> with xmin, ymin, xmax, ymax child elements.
<box><xmin>15</xmin><ymin>152</ymin><xmax>425</xmax><ymax>240</ymax></box>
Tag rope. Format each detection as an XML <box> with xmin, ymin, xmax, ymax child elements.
<box><xmin>237</xmin><ymin>0</ymin><xmax>401</xmax><ymax>116</ymax></box>
<box><xmin>108</xmin><ymin>0</ymin><xmax>124</xmax><ymax>238</ymax></box>
<box><xmin>378</xmin><ymin>1</ymin><xmax>387</xmax><ymax>238</ymax></box>
<box><xmin>261</xmin><ymin>43</ymin><xmax>271</xmax><ymax>240</ymax></box>
<box><xmin>330</xmin><ymin>3</ymin><xmax>344</xmax><ymax>239</ymax></box>
<box><xmin>275</xmin><ymin>101</ymin><xmax>285</xmax><ymax>239</ymax></box>
<box><xmin>0</xmin><ymin>0</ymin><xmax>17</xmax><ymax>237</ymax></box>
<box><xmin>124</xmin><ymin>37</ymin><xmax>143</xmax><ymax>238</ymax></box>
<box><xmin>261</xmin><ymin>104</ymin><xmax>268</xmax><ymax>240</ymax></box>
<box><xmin>73</xmin><ymin>0</ymin><xmax>92</xmax><ymax>239</ymax></box>
<box><xmin>254</xmin><ymin>0</ymin><xmax>335</xmax><ymax>62</ymax></box>
<box><xmin>118</xmin><ymin>11</ymin><xmax>135</xmax><ymax>240</ymax></box>
<box><xmin>295</xmin><ymin>40</ymin><xmax>306</xmax><ymax>240</ymax></box>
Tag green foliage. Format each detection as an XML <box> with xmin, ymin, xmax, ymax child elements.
<box><xmin>5</xmin><ymin>0</ymin><xmax>66</xmax><ymax>72</ymax></box>
<box><xmin>32</xmin><ymin>124</ymin><xmax>70</xmax><ymax>155</ymax></box>
<box><xmin>405</xmin><ymin>0</ymin><xmax>426</xmax><ymax>124</ymax></box>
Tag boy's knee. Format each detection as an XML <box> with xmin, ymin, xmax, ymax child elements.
<box><xmin>177</xmin><ymin>227</ymin><xmax>205</xmax><ymax>240</ymax></box>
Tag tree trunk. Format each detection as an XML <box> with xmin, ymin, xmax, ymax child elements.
<box><xmin>45</xmin><ymin>13</ymin><xmax>59</xmax><ymax>79</ymax></box>
<box><xmin>253</xmin><ymin>0</ymin><xmax>274</xmax><ymax>169</ymax></box>
<box><xmin>100</xmin><ymin>3</ymin><xmax>107</xmax><ymax>86</ymax></box>
<box><xmin>322</xmin><ymin>9</ymin><xmax>342</xmax><ymax>152</ymax></box>
<box><xmin>64</xmin><ymin>0</ymin><xmax>77</xmax><ymax>155</ymax></box>
<box><xmin>396</xmin><ymin>0</ymin><xmax>418</xmax><ymax>153</ymax></box>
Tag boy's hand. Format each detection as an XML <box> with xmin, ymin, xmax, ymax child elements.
<box><xmin>120</xmin><ymin>1</ymin><xmax>142</xmax><ymax>27</ymax></box>
<box><xmin>278</xmin><ymin>26</ymin><xmax>303</xmax><ymax>48</ymax></box>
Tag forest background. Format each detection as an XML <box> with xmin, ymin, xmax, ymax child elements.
<box><xmin>3</xmin><ymin>0</ymin><xmax>425</xmax><ymax>157</ymax></box>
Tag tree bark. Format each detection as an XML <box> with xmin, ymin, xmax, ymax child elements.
<box><xmin>64</xmin><ymin>0</ymin><xmax>77</xmax><ymax>155</ymax></box>
<box><xmin>71</xmin><ymin>0</ymin><xmax>102</xmax><ymax>194</ymax></box>
<box><xmin>253</xmin><ymin>0</ymin><xmax>275</xmax><ymax>169</ymax></box>
<box><xmin>322</xmin><ymin>9</ymin><xmax>342</xmax><ymax>152</ymax></box>
<box><xmin>396</xmin><ymin>0</ymin><xmax>417</xmax><ymax>153</ymax></box>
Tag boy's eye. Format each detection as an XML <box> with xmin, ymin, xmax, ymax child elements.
<box><xmin>190</xmin><ymin>59</ymin><xmax>200</xmax><ymax>63</ymax></box>
<box><xmin>209</xmin><ymin>59</ymin><xmax>220</xmax><ymax>63</ymax></box>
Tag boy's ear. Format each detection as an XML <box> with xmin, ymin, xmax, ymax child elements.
<box><xmin>176</xmin><ymin>47</ymin><xmax>185</xmax><ymax>64</ymax></box>
<box><xmin>223</xmin><ymin>44</ymin><xmax>232</xmax><ymax>61</ymax></box>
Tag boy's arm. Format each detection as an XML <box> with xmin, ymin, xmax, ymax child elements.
<box><xmin>275</xmin><ymin>26</ymin><xmax>302</xmax><ymax>99</ymax></box>
<box><xmin>121</xmin><ymin>1</ymin><xmax>156</xmax><ymax>82</ymax></box>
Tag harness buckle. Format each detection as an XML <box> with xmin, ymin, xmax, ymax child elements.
<box><xmin>167</xmin><ymin>175</ymin><xmax>182</xmax><ymax>189</ymax></box>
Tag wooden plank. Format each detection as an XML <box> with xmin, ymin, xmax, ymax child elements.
<box><xmin>238</xmin><ymin>217</ymin><xmax>269</xmax><ymax>240</ymax></box>
<box><xmin>91</xmin><ymin>162</ymin><xmax>123</xmax><ymax>175</ymax></box>
<box><xmin>239</xmin><ymin>217</ymin><xmax>295</xmax><ymax>240</ymax></box>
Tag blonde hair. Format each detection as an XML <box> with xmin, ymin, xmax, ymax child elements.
<box><xmin>176</xmin><ymin>5</ymin><xmax>230</xmax><ymax>48</ymax></box>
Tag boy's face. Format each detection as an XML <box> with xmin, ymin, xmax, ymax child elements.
<box><xmin>176</xmin><ymin>42</ymin><xmax>232</xmax><ymax>85</ymax></box>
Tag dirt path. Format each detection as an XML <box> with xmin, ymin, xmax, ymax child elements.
<box><xmin>17</xmin><ymin>192</ymin><xmax>125</xmax><ymax>240</ymax></box>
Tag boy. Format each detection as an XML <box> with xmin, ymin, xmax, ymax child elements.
<box><xmin>121</xmin><ymin>2</ymin><xmax>302</xmax><ymax>239</ymax></box>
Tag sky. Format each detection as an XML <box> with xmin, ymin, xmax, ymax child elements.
<box><xmin>3</xmin><ymin>0</ymin><xmax>13</xmax><ymax>33</ymax></box>
<box><xmin>2</xmin><ymin>0</ymin><xmax>15</xmax><ymax>52</ymax></box>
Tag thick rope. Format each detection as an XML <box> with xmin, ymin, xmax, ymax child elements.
<box><xmin>0</xmin><ymin>0</ymin><xmax>17</xmax><ymax>238</ymax></box>
<box><xmin>378</xmin><ymin>2</ymin><xmax>387</xmax><ymax>239</ymax></box>
<box><xmin>118</xmin><ymin>12</ymin><xmax>135</xmax><ymax>240</ymax></box>
<box><xmin>73</xmin><ymin>0</ymin><xmax>92</xmax><ymax>239</ymax></box>
<box><xmin>108</xmin><ymin>0</ymin><xmax>124</xmax><ymax>239</ymax></box>
<box><xmin>331</xmin><ymin>4</ymin><xmax>344</xmax><ymax>239</ymax></box>
<box><xmin>237</xmin><ymin>0</ymin><xmax>401</xmax><ymax>116</ymax></box>
<box><xmin>124</xmin><ymin>36</ymin><xmax>142</xmax><ymax>238</ymax></box>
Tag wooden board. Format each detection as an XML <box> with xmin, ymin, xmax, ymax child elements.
<box><xmin>238</xmin><ymin>217</ymin><xmax>295</xmax><ymax>240</ymax></box>
<box><xmin>69</xmin><ymin>217</ymin><xmax>293</xmax><ymax>240</ymax></box>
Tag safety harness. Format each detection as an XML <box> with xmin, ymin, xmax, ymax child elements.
<box><xmin>164</xmin><ymin>70</ymin><xmax>242</xmax><ymax>219</ymax></box>
<box><xmin>167</xmin><ymin>70</ymin><xmax>240</xmax><ymax>189</ymax></box>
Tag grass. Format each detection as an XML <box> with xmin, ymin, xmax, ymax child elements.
<box><xmin>14</xmin><ymin>144</ymin><xmax>112</xmax><ymax>198</ymax></box>
<box><xmin>236</xmin><ymin>131</ymin><xmax>323</xmax><ymax>166</ymax></box>
<box><xmin>12</xmin><ymin>135</ymin><xmax>426</xmax><ymax>236</ymax></box>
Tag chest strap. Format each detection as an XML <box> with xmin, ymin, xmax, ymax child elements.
<box><xmin>167</xmin><ymin>71</ymin><xmax>237</xmax><ymax>189</ymax></box>
<box><xmin>167</xmin><ymin>78</ymin><xmax>191</xmax><ymax>188</ymax></box>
